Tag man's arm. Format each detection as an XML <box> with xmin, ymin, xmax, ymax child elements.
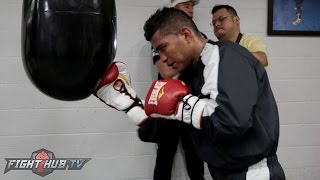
<box><xmin>199</xmin><ymin>42</ymin><xmax>260</xmax><ymax>140</ymax></box>
<box><xmin>252</xmin><ymin>51</ymin><xmax>268</xmax><ymax>67</ymax></box>
<box><xmin>240</xmin><ymin>34</ymin><xmax>268</xmax><ymax>67</ymax></box>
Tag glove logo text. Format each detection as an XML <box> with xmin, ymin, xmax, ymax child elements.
<box><xmin>148</xmin><ymin>81</ymin><xmax>167</xmax><ymax>105</ymax></box>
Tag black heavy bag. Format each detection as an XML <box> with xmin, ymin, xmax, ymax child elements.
<box><xmin>21</xmin><ymin>0</ymin><xmax>117</xmax><ymax>101</ymax></box>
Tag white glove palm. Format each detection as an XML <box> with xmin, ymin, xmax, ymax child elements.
<box><xmin>94</xmin><ymin>62</ymin><xmax>147</xmax><ymax>125</ymax></box>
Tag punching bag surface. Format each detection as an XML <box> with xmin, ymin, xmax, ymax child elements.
<box><xmin>22</xmin><ymin>0</ymin><xmax>117</xmax><ymax>101</ymax></box>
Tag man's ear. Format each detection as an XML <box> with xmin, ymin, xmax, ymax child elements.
<box><xmin>180</xmin><ymin>27</ymin><xmax>193</xmax><ymax>43</ymax></box>
<box><xmin>234</xmin><ymin>16</ymin><xmax>240</xmax><ymax>25</ymax></box>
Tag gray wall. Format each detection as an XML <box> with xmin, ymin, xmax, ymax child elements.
<box><xmin>0</xmin><ymin>0</ymin><xmax>320</xmax><ymax>179</ymax></box>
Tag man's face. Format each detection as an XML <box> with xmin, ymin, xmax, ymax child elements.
<box><xmin>211</xmin><ymin>8</ymin><xmax>239</xmax><ymax>40</ymax></box>
<box><xmin>151</xmin><ymin>30</ymin><xmax>192</xmax><ymax>73</ymax></box>
<box><xmin>154</xmin><ymin>60</ymin><xmax>180</xmax><ymax>79</ymax></box>
<box><xmin>175</xmin><ymin>1</ymin><xmax>194</xmax><ymax>18</ymax></box>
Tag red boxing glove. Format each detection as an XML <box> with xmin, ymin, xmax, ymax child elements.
<box><xmin>145</xmin><ymin>79</ymin><xmax>189</xmax><ymax>116</ymax></box>
<box><xmin>145</xmin><ymin>79</ymin><xmax>206</xmax><ymax>129</ymax></box>
<box><xmin>94</xmin><ymin>61</ymin><xmax>147</xmax><ymax>125</ymax></box>
<box><xmin>93</xmin><ymin>62</ymin><xmax>119</xmax><ymax>95</ymax></box>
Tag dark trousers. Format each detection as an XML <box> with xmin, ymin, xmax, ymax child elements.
<box><xmin>153</xmin><ymin>121</ymin><xmax>204</xmax><ymax>180</ymax></box>
<box><xmin>208</xmin><ymin>154</ymin><xmax>285</xmax><ymax>180</ymax></box>
<box><xmin>295</xmin><ymin>0</ymin><xmax>304</xmax><ymax>16</ymax></box>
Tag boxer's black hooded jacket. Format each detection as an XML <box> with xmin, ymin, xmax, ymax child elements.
<box><xmin>179</xmin><ymin>40</ymin><xmax>280</xmax><ymax>173</ymax></box>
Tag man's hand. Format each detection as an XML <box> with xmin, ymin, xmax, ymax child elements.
<box><xmin>94</xmin><ymin>62</ymin><xmax>147</xmax><ymax>125</ymax></box>
<box><xmin>144</xmin><ymin>79</ymin><xmax>206</xmax><ymax>129</ymax></box>
<box><xmin>94</xmin><ymin>62</ymin><xmax>137</xmax><ymax>111</ymax></box>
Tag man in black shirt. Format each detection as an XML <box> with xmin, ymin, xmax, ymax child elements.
<box><xmin>143</xmin><ymin>7</ymin><xmax>286</xmax><ymax>180</ymax></box>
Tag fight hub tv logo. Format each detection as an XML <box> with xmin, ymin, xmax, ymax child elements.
<box><xmin>4</xmin><ymin>148</ymin><xmax>91</xmax><ymax>177</ymax></box>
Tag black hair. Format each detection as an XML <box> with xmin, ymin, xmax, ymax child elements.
<box><xmin>211</xmin><ymin>4</ymin><xmax>238</xmax><ymax>16</ymax></box>
<box><xmin>144</xmin><ymin>7</ymin><xmax>200</xmax><ymax>41</ymax></box>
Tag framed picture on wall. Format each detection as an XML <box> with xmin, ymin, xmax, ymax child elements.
<box><xmin>267</xmin><ymin>0</ymin><xmax>320</xmax><ymax>36</ymax></box>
